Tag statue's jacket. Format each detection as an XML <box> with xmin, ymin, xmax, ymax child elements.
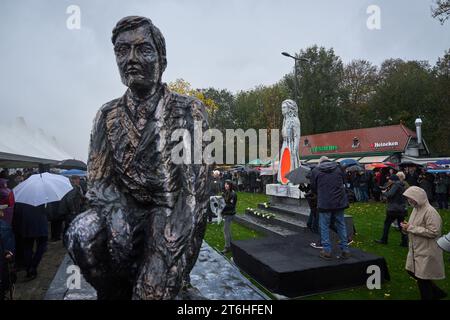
<box><xmin>66</xmin><ymin>84</ymin><xmax>210</xmax><ymax>299</ymax></box>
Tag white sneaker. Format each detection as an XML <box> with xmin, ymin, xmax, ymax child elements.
<box><xmin>310</xmin><ymin>242</ymin><xmax>323</xmax><ymax>249</ymax></box>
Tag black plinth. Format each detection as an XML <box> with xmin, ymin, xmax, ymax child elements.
<box><xmin>231</xmin><ymin>232</ymin><xmax>390</xmax><ymax>298</ymax></box>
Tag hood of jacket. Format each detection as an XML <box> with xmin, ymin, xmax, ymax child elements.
<box><xmin>403</xmin><ymin>186</ymin><xmax>429</xmax><ymax>207</ymax></box>
<box><xmin>317</xmin><ymin>161</ymin><xmax>339</xmax><ymax>173</ymax></box>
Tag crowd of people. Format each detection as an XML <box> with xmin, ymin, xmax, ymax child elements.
<box><xmin>0</xmin><ymin>161</ymin><xmax>449</xmax><ymax>300</ymax></box>
<box><xmin>0</xmin><ymin>168</ymin><xmax>86</xmax><ymax>300</ymax></box>
<box><xmin>214</xmin><ymin>163</ymin><xmax>450</xmax><ymax>211</ymax></box>
<box><xmin>346</xmin><ymin>165</ymin><xmax>450</xmax><ymax>210</ymax></box>
<box><xmin>302</xmin><ymin>156</ymin><xmax>448</xmax><ymax>300</ymax></box>
<box><xmin>222</xmin><ymin>168</ymin><xmax>273</xmax><ymax>194</ymax></box>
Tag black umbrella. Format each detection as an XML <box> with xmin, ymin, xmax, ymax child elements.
<box><xmin>399</xmin><ymin>161</ymin><xmax>422</xmax><ymax>167</ymax></box>
<box><xmin>346</xmin><ymin>165</ymin><xmax>364</xmax><ymax>172</ymax></box>
<box><xmin>285</xmin><ymin>165</ymin><xmax>312</xmax><ymax>184</ymax></box>
<box><xmin>55</xmin><ymin>159</ymin><xmax>87</xmax><ymax>170</ymax></box>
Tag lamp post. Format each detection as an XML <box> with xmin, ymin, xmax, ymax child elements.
<box><xmin>282</xmin><ymin>52</ymin><xmax>309</xmax><ymax>104</ymax></box>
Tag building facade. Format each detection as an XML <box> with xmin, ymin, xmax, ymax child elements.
<box><xmin>299</xmin><ymin>124</ymin><xmax>430</xmax><ymax>164</ymax></box>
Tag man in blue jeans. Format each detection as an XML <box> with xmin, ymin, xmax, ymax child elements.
<box><xmin>311</xmin><ymin>156</ymin><xmax>351</xmax><ymax>260</ymax></box>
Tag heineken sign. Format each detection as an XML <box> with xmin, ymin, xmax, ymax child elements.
<box><xmin>370</xmin><ymin>141</ymin><xmax>399</xmax><ymax>148</ymax></box>
<box><xmin>310</xmin><ymin>145</ymin><xmax>338</xmax><ymax>153</ymax></box>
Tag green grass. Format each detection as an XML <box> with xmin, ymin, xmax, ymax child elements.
<box><xmin>306</xmin><ymin>202</ymin><xmax>450</xmax><ymax>300</ymax></box>
<box><xmin>235</xmin><ymin>192</ymin><xmax>269</xmax><ymax>214</ymax></box>
<box><xmin>203</xmin><ymin>192</ymin><xmax>271</xmax><ymax>298</ymax></box>
<box><xmin>204</xmin><ymin>191</ymin><xmax>450</xmax><ymax>300</ymax></box>
<box><xmin>204</xmin><ymin>220</ymin><xmax>264</xmax><ymax>250</ymax></box>
<box><xmin>204</xmin><ymin>191</ymin><xmax>268</xmax><ymax>250</ymax></box>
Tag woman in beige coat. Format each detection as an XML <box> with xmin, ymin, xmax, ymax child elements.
<box><xmin>401</xmin><ymin>186</ymin><xmax>446</xmax><ymax>300</ymax></box>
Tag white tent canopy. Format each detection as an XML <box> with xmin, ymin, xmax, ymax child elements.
<box><xmin>0</xmin><ymin>117</ymin><xmax>73</xmax><ymax>166</ymax></box>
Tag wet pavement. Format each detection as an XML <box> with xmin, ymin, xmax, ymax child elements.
<box><xmin>45</xmin><ymin>241</ymin><xmax>268</xmax><ymax>300</ymax></box>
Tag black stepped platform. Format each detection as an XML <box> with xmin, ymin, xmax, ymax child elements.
<box><xmin>258</xmin><ymin>202</ymin><xmax>354</xmax><ymax>224</ymax></box>
<box><xmin>239</xmin><ymin>202</ymin><xmax>355</xmax><ymax>239</ymax></box>
<box><xmin>231</xmin><ymin>232</ymin><xmax>390</xmax><ymax>298</ymax></box>
<box><xmin>257</xmin><ymin>203</ymin><xmax>310</xmax><ymax>224</ymax></box>
<box><xmin>245</xmin><ymin>208</ymin><xmax>306</xmax><ymax>232</ymax></box>
<box><xmin>234</xmin><ymin>214</ymin><xmax>298</xmax><ymax>238</ymax></box>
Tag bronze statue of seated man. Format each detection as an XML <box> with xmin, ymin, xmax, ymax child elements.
<box><xmin>65</xmin><ymin>16</ymin><xmax>210</xmax><ymax>300</ymax></box>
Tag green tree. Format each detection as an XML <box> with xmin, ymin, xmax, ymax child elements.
<box><xmin>429</xmin><ymin>49</ymin><xmax>450</xmax><ymax>155</ymax></box>
<box><xmin>368</xmin><ymin>60</ymin><xmax>440</xmax><ymax>151</ymax></box>
<box><xmin>370</xmin><ymin>60</ymin><xmax>434</xmax><ymax>123</ymax></box>
<box><xmin>168</xmin><ymin>78</ymin><xmax>218</xmax><ymax>117</ymax></box>
<box><xmin>341</xmin><ymin>59</ymin><xmax>379</xmax><ymax>128</ymax></box>
<box><xmin>283</xmin><ymin>46</ymin><xmax>346</xmax><ymax>135</ymax></box>
<box><xmin>200</xmin><ymin>87</ymin><xmax>236</xmax><ymax>131</ymax></box>
<box><xmin>233</xmin><ymin>83</ymin><xmax>289</xmax><ymax>131</ymax></box>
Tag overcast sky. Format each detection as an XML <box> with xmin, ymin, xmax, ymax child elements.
<box><xmin>0</xmin><ymin>0</ymin><xmax>449</xmax><ymax>162</ymax></box>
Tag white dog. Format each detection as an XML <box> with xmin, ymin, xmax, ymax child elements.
<box><xmin>209</xmin><ymin>196</ymin><xmax>225</xmax><ymax>224</ymax></box>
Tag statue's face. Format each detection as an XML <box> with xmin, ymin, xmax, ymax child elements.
<box><xmin>114</xmin><ymin>25</ymin><xmax>161</xmax><ymax>90</ymax></box>
<box><xmin>281</xmin><ymin>102</ymin><xmax>289</xmax><ymax>116</ymax></box>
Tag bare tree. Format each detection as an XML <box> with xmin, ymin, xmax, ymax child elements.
<box><xmin>432</xmin><ymin>0</ymin><xmax>450</xmax><ymax>24</ymax></box>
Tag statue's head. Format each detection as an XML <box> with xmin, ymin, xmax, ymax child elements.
<box><xmin>281</xmin><ymin>99</ymin><xmax>298</xmax><ymax>118</ymax></box>
<box><xmin>112</xmin><ymin>16</ymin><xmax>167</xmax><ymax>92</ymax></box>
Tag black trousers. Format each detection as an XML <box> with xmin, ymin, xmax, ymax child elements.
<box><xmin>407</xmin><ymin>271</ymin><xmax>447</xmax><ymax>300</ymax></box>
<box><xmin>23</xmin><ymin>236</ymin><xmax>48</xmax><ymax>274</ymax></box>
<box><xmin>13</xmin><ymin>235</ymin><xmax>25</xmax><ymax>269</ymax></box>
<box><xmin>436</xmin><ymin>193</ymin><xmax>448</xmax><ymax>209</ymax></box>
<box><xmin>50</xmin><ymin>220</ymin><xmax>64</xmax><ymax>240</ymax></box>
<box><xmin>206</xmin><ymin>201</ymin><xmax>216</xmax><ymax>222</ymax></box>
<box><xmin>381</xmin><ymin>211</ymin><xmax>408</xmax><ymax>245</ymax></box>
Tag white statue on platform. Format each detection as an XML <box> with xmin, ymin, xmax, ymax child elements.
<box><xmin>277</xmin><ymin>99</ymin><xmax>301</xmax><ymax>184</ymax></box>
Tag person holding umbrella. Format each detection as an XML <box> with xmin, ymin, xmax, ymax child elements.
<box><xmin>12</xmin><ymin>173</ymin><xmax>73</xmax><ymax>280</ymax></box>
<box><xmin>13</xmin><ymin>203</ymin><xmax>50</xmax><ymax>280</ymax></box>
<box><xmin>374</xmin><ymin>174</ymin><xmax>408</xmax><ymax>247</ymax></box>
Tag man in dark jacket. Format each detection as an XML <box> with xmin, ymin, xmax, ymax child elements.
<box><xmin>406</xmin><ymin>166</ymin><xmax>419</xmax><ymax>187</ymax></box>
<box><xmin>299</xmin><ymin>183</ymin><xmax>318</xmax><ymax>233</ymax></box>
<box><xmin>248</xmin><ymin>170</ymin><xmax>257</xmax><ymax>193</ymax></box>
<box><xmin>60</xmin><ymin>176</ymin><xmax>84</xmax><ymax>238</ymax></box>
<box><xmin>418</xmin><ymin>172</ymin><xmax>434</xmax><ymax>204</ymax></box>
<box><xmin>358</xmin><ymin>171</ymin><xmax>369</xmax><ymax>202</ymax></box>
<box><xmin>311</xmin><ymin>156</ymin><xmax>350</xmax><ymax>260</ymax></box>
<box><xmin>47</xmin><ymin>201</ymin><xmax>63</xmax><ymax>242</ymax></box>
<box><xmin>13</xmin><ymin>203</ymin><xmax>49</xmax><ymax>280</ymax></box>
<box><xmin>375</xmin><ymin>174</ymin><xmax>408</xmax><ymax>246</ymax></box>
<box><xmin>435</xmin><ymin>173</ymin><xmax>449</xmax><ymax>209</ymax></box>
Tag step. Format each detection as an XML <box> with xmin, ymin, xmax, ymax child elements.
<box><xmin>260</xmin><ymin>203</ymin><xmax>353</xmax><ymax>220</ymax></box>
<box><xmin>245</xmin><ymin>209</ymin><xmax>307</xmax><ymax>232</ymax></box>
<box><xmin>249</xmin><ymin>205</ymin><xmax>355</xmax><ymax>239</ymax></box>
<box><xmin>234</xmin><ymin>214</ymin><xmax>299</xmax><ymax>238</ymax></box>
<box><xmin>257</xmin><ymin>203</ymin><xmax>310</xmax><ymax>223</ymax></box>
